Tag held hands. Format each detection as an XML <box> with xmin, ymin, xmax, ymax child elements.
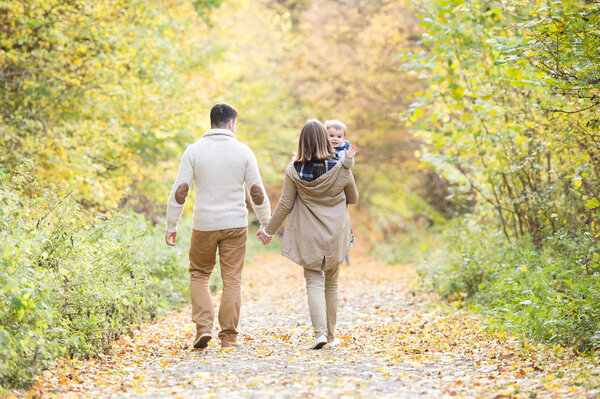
<box><xmin>165</xmin><ymin>231</ymin><xmax>177</xmax><ymax>246</ymax></box>
<box><xmin>344</xmin><ymin>144</ymin><xmax>358</xmax><ymax>159</ymax></box>
<box><xmin>256</xmin><ymin>227</ymin><xmax>272</xmax><ymax>245</ymax></box>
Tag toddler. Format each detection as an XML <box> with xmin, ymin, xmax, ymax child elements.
<box><xmin>325</xmin><ymin>120</ymin><xmax>353</xmax><ymax>164</ymax></box>
<box><xmin>325</xmin><ymin>120</ymin><xmax>356</xmax><ymax>261</ymax></box>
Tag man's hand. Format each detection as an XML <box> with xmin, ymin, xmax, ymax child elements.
<box><xmin>345</xmin><ymin>144</ymin><xmax>358</xmax><ymax>159</ymax></box>
<box><xmin>165</xmin><ymin>231</ymin><xmax>177</xmax><ymax>246</ymax></box>
<box><xmin>256</xmin><ymin>227</ymin><xmax>272</xmax><ymax>245</ymax></box>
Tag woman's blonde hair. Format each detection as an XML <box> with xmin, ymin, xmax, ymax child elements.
<box><xmin>294</xmin><ymin>119</ymin><xmax>335</xmax><ymax>163</ymax></box>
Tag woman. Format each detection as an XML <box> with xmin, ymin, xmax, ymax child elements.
<box><xmin>258</xmin><ymin>119</ymin><xmax>358</xmax><ymax>350</ymax></box>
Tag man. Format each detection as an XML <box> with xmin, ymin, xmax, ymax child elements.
<box><xmin>165</xmin><ymin>103</ymin><xmax>271</xmax><ymax>349</ymax></box>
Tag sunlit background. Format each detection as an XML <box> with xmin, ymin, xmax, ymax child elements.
<box><xmin>1</xmin><ymin>0</ymin><xmax>599</xmax><ymax>390</ymax></box>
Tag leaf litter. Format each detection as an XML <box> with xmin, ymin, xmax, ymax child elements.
<box><xmin>12</xmin><ymin>255</ymin><xmax>600</xmax><ymax>398</ymax></box>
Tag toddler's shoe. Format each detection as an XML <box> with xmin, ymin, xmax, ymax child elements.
<box><xmin>349</xmin><ymin>235</ymin><xmax>356</xmax><ymax>249</ymax></box>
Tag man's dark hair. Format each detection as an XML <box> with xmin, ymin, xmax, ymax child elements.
<box><xmin>210</xmin><ymin>103</ymin><xmax>238</xmax><ymax>128</ymax></box>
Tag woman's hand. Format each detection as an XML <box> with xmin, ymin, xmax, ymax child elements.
<box><xmin>256</xmin><ymin>227</ymin><xmax>272</xmax><ymax>245</ymax></box>
<box><xmin>345</xmin><ymin>144</ymin><xmax>358</xmax><ymax>159</ymax></box>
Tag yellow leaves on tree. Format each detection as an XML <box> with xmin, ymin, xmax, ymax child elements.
<box><xmin>0</xmin><ymin>0</ymin><xmax>217</xmax><ymax>211</ymax></box>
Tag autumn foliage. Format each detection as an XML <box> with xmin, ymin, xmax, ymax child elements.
<box><xmin>1</xmin><ymin>0</ymin><xmax>599</xmax><ymax>392</ymax></box>
<box><xmin>407</xmin><ymin>0</ymin><xmax>600</xmax><ymax>351</ymax></box>
<box><xmin>0</xmin><ymin>0</ymin><xmax>221</xmax><ymax>388</ymax></box>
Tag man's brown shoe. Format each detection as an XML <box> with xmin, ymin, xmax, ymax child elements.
<box><xmin>193</xmin><ymin>332</ymin><xmax>212</xmax><ymax>349</ymax></box>
<box><xmin>221</xmin><ymin>336</ymin><xmax>241</xmax><ymax>349</ymax></box>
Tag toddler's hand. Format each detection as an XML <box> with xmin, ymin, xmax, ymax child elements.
<box><xmin>345</xmin><ymin>144</ymin><xmax>358</xmax><ymax>159</ymax></box>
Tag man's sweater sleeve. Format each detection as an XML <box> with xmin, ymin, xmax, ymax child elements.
<box><xmin>244</xmin><ymin>149</ymin><xmax>271</xmax><ymax>227</ymax></box>
<box><xmin>166</xmin><ymin>148</ymin><xmax>193</xmax><ymax>233</ymax></box>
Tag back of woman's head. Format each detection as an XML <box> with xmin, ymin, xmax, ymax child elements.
<box><xmin>295</xmin><ymin>119</ymin><xmax>334</xmax><ymax>163</ymax></box>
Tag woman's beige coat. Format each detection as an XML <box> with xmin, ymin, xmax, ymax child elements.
<box><xmin>264</xmin><ymin>160</ymin><xmax>358</xmax><ymax>271</ymax></box>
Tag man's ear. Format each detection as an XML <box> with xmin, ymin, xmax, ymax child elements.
<box><xmin>228</xmin><ymin>119</ymin><xmax>235</xmax><ymax>131</ymax></box>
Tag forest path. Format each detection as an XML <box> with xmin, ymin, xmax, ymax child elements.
<box><xmin>27</xmin><ymin>254</ymin><xmax>597</xmax><ymax>398</ymax></box>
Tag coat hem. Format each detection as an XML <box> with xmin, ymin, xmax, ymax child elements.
<box><xmin>281</xmin><ymin>250</ymin><xmax>346</xmax><ymax>271</ymax></box>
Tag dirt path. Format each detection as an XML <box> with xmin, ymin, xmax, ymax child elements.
<box><xmin>24</xmin><ymin>255</ymin><xmax>598</xmax><ymax>398</ymax></box>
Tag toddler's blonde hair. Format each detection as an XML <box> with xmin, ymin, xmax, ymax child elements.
<box><xmin>324</xmin><ymin>120</ymin><xmax>347</xmax><ymax>137</ymax></box>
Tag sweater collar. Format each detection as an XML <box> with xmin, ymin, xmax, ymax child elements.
<box><xmin>202</xmin><ymin>128</ymin><xmax>235</xmax><ymax>138</ymax></box>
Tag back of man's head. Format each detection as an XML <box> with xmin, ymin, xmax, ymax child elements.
<box><xmin>210</xmin><ymin>103</ymin><xmax>238</xmax><ymax>129</ymax></box>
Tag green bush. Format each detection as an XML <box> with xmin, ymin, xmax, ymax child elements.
<box><xmin>0</xmin><ymin>176</ymin><xmax>282</xmax><ymax>389</ymax></box>
<box><xmin>0</xmin><ymin>186</ymin><xmax>192</xmax><ymax>388</ymax></box>
<box><xmin>423</xmin><ymin>220</ymin><xmax>600</xmax><ymax>352</ymax></box>
<box><xmin>371</xmin><ymin>224</ymin><xmax>443</xmax><ymax>265</ymax></box>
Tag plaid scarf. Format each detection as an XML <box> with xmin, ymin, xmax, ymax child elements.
<box><xmin>294</xmin><ymin>158</ymin><xmax>338</xmax><ymax>181</ymax></box>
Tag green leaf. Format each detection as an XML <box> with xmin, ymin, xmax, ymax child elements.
<box><xmin>585</xmin><ymin>198</ymin><xmax>600</xmax><ymax>209</ymax></box>
<box><xmin>11</xmin><ymin>297</ymin><xmax>22</xmax><ymax>308</ymax></box>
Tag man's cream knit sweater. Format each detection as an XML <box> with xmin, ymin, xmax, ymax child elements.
<box><xmin>166</xmin><ymin>129</ymin><xmax>271</xmax><ymax>233</ymax></box>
